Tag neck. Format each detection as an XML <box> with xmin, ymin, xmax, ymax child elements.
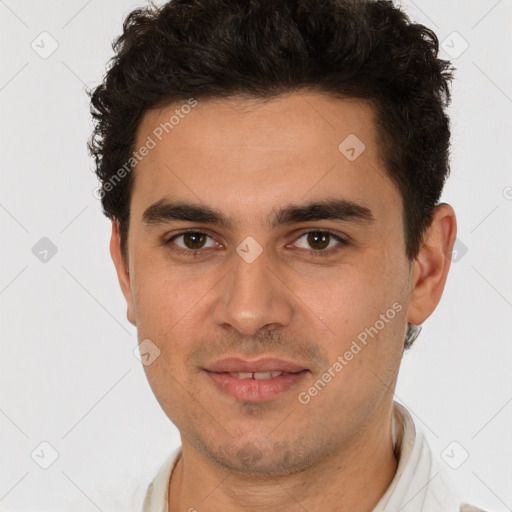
<box><xmin>168</xmin><ymin>403</ymin><xmax>398</xmax><ymax>512</ymax></box>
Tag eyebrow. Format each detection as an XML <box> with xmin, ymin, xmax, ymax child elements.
<box><xmin>142</xmin><ymin>198</ymin><xmax>375</xmax><ymax>229</ymax></box>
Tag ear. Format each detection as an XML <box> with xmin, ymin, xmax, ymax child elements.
<box><xmin>110</xmin><ymin>220</ymin><xmax>136</xmax><ymax>326</ymax></box>
<box><xmin>407</xmin><ymin>203</ymin><xmax>457</xmax><ymax>325</ymax></box>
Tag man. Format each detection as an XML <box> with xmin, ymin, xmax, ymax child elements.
<box><xmin>89</xmin><ymin>0</ymin><xmax>487</xmax><ymax>510</ymax></box>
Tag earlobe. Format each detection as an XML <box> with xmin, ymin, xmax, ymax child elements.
<box><xmin>110</xmin><ymin>220</ymin><xmax>137</xmax><ymax>326</ymax></box>
<box><xmin>407</xmin><ymin>204</ymin><xmax>457</xmax><ymax>326</ymax></box>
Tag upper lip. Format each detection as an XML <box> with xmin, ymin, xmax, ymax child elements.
<box><xmin>204</xmin><ymin>357</ymin><xmax>308</xmax><ymax>373</ymax></box>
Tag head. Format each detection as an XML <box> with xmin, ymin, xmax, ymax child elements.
<box><xmin>89</xmin><ymin>0</ymin><xmax>456</xmax><ymax>475</ymax></box>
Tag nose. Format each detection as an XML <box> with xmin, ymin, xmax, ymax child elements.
<box><xmin>212</xmin><ymin>248</ymin><xmax>294</xmax><ymax>337</ymax></box>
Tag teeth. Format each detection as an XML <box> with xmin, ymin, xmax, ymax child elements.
<box><xmin>229</xmin><ymin>372</ymin><xmax>253</xmax><ymax>379</ymax></box>
<box><xmin>228</xmin><ymin>371</ymin><xmax>284</xmax><ymax>379</ymax></box>
<box><xmin>253</xmin><ymin>371</ymin><xmax>272</xmax><ymax>379</ymax></box>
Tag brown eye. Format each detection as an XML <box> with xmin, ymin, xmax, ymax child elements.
<box><xmin>306</xmin><ymin>232</ymin><xmax>331</xmax><ymax>250</ymax></box>
<box><xmin>295</xmin><ymin>231</ymin><xmax>344</xmax><ymax>251</ymax></box>
<box><xmin>182</xmin><ymin>232</ymin><xmax>207</xmax><ymax>249</ymax></box>
<box><xmin>169</xmin><ymin>232</ymin><xmax>216</xmax><ymax>251</ymax></box>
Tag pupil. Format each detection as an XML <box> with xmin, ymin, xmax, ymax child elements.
<box><xmin>308</xmin><ymin>232</ymin><xmax>329</xmax><ymax>250</ymax></box>
<box><xmin>184</xmin><ymin>233</ymin><xmax>206</xmax><ymax>249</ymax></box>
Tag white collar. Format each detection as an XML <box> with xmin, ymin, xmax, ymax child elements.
<box><xmin>373</xmin><ymin>402</ymin><xmax>460</xmax><ymax>511</ymax></box>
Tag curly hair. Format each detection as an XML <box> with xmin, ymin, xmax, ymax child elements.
<box><xmin>89</xmin><ymin>0</ymin><xmax>454</xmax><ymax>266</ymax></box>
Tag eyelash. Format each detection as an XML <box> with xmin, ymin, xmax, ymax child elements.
<box><xmin>164</xmin><ymin>229</ymin><xmax>348</xmax><ymax>258</ymax></box>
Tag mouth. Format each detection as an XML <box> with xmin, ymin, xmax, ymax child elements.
<box><xmin>224</xmin><ymin>371</ymin><xmax>293</xmax><ymax>379</ymax></box>
<box><xmin>204</xmin><ymin>356</ymin><xmax>308</xmax><ymax>374</ymax></box>
<box><xmin>204</xmin><ymin>370</ymin><xmax>309</xmax><ymax>402</ymax></box>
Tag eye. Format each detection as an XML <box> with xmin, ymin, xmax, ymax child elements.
<box><xmin>293</xmin><ymin>230</ymin><xmax>347</xmax><ymax>254</ymax></box>
<box><xmin>167</xmin><ymin>231</ymin><xmax>218</xmax><ymax>253</ymax></box>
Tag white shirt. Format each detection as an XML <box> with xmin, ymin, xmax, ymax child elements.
<box><xmin>142</xmin><ymin>402</ymin><xmax>486</xmax><ymax>512</ymax></box>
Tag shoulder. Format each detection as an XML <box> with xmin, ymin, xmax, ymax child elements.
<box><xmin>459</xmin><ymin>505</ymin><xmax>489</xmax><ymax>512</ymax></box>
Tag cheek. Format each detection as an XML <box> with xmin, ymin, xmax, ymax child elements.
<box><xmin>308</xmin><ymin>295</ymin><xmax>406</xmax><ymax>419</ymax></box>
<box><xmin>296</xmin><ymin>255</ymin><xmax>405</xmax><ymax>329</ymax></box>
<box><xmin>130</xmin><ymin>253</ymin><xmax>208</xmax><ymax>334</ymax></box>
<box><xmin>293</xmin><ymin>251</ymin><xmax>408</xmax><ymax>370</ymax></box>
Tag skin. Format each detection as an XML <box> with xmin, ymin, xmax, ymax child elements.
<box><xmin>110</xmin><ymin>91</ymin><xmax>457</xmax><ymax>511</ymax></box>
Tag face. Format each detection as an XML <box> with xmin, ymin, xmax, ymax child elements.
<box><xmin>111</xmin><ymin>91</ymin><xmax>451</xmax><ymax>476</ymax></box>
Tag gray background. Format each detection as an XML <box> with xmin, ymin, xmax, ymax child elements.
<box><xmin>1</xmin><ymin>0</ymin><xmax>511</xmax><ymax>510</ymax></box>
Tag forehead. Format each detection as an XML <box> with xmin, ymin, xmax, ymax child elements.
<box><xmin>131</xmin><ymin>91</ymin><xmax>401</xmax><ymax>224</ymax></box>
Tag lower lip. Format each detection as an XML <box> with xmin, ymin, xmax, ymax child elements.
<box><xmin>205</xmin><ymin>370</ymin><xmax>309</xmax><ymax>402</ymax></box>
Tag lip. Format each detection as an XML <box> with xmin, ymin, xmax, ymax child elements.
<box><xmin>205</xmin><ymin>369</ymin><xmax>309</xmax><ymax>402</ymax></box>
<box><xmin>204</xmin><ymin>357</ymin><xmax>308</xmax><ymax>374</ymax></box>
<box><xmin>204</xmin><ymin>357</ymin><xmax>310</xmax><ymax>402</ymax></box>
